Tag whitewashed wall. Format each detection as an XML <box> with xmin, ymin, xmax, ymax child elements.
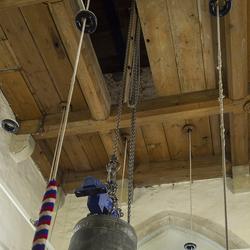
<box><xmin>139</xmin><ymin>226</ymin><xmax>224</xmax><ymax>250</ymax></box>
<box><xmin>51</xmin><ymin>179</ymin><xmax>250</xmax><ymax>250</ymax></box>
<box><xmin>0</xmin><ymin>92</ymin><xmax>46</xmax><ymax>250</ymax></box>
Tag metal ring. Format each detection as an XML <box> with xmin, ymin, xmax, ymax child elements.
<box><xmin>184</xmin><ymin>242</ymin><xmax>197</xmax><ymax>250</ymax></box>
<box><xmin>75</xmin><ymin>10</ymin><xmax>98</xmax><ymax>34</ymax></box>
<box><xmin>209</xmin><ymin>0</ymin><xmax>232</xmax><ymax>17</ymax></box>
<box><xmin>1</xmin><ymin>119</ymin><xmax>19</xmax><ymax>134</ymax></box>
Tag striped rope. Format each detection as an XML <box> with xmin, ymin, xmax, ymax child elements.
<box><xmin>31</xmin><ymin>0</ymin><xmax>90</xmax><ymax>249</ymax></box>
<box><xmin>32</xmin><ymin>180</ymin><xmax>57</xmax><ymax>250</ymax></box>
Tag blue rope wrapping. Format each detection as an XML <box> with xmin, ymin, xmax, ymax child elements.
<box><xmin>32</xmin><ymin>179</ymin><xmax>57</xmax><ymax>250</ymax></box>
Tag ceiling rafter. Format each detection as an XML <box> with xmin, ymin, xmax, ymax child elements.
<box><xmin>19</xmin><ymin>89</ymin><xmax>249</xmax><ymax>139</ymax></box>
<box><xmin>0</xmin><ymin>0</ymin><xmax>59</xmax><ymax>9</ymax></box>
<box><xmin>62</xmin><ymin>155</ymin><xmax>231</xmax><ymax>193</ymax></box>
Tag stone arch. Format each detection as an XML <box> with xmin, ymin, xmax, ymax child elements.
<box><xmin>135</xmin><ymin>211</ymin><xmax>249</xmax><ymax>249</ymax></box>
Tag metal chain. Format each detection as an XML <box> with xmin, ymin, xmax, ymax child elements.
<box><xmin>112</xmin><ymin>0</ymin><xmax>136</xmax><ymax>159</ymax></box>
<box><xmin>216</xmin><ymin>2</ymin><xmax>230</xmax><ymax>249</ymax></box>
<box><xmin>106</xmin><ymin>0</ymin><xmax>137</xmax><ymax>218</ymax></box>
<box><xmin>127</xmin><ymin>15</ymin><xmax>141</xmax><ymax>224</ymax></box>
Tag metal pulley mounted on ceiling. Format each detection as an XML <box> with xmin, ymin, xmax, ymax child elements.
<box><xmin>209</xmin><ymin>0</ymin><xmax>232</xmax><ymax>17</ymax></box>
<box><xmin>75</xmin><ymin>0</ymin><xmax>97</xmax><ymax>34</ymax></box>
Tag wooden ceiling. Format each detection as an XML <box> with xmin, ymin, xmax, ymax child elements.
<box><xmin>0</xmin><ymin>0</ymin><xmax>249</xmax><ymax>193</ymax></box>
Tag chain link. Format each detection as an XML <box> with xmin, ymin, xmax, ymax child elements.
<box><xmin>106</xmin><ymin>0</ymin><xmax>138</xmax><ymax>219</ymax></box>
<box><xmin>127</xmin><ymin>14</ymin><xmax>141</xmax><ymax>224</ymax></box>
<box><xmin>112</xmin><ymin>0</ymin><xmax>136</xmax><ymax>159</ymax></box>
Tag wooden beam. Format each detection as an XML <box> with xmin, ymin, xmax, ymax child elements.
<box><xmin>225</xmin><ymin>0</ymin><xmax>248</xmax><ymax>101</ymax></box>
<box><xmin>225</xmin><ymin>0</ymin><xmax>248</xmax><ymax>166</ymax></box>
<box><xmin>0</xmin><ymin>0</ymin><xmax>59</xmax><ymax>9</ymax></box>
<box><xmin>62</xmin><ymin>156</ymin><xmax>231</xmax><ymax>193</ymax></box>
<box><xmin>31</xmin><ymin>143</ymin><xmax>52</xmax><ymax>179</ymax></box>
<box><xmin>19</xmin><ymin>89</ymin><xmax>248</xmax><ymax>139</ymax></box>
<box><xmin>49</xmin><ymin>1</ymin><xmax>111</xmax><ymax>120</ymax></box>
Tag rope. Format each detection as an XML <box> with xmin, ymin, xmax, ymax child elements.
<box><xmin>216</xmin><ymin>2</ymin><xmax>230</xmax><ymax>249</ymax></box>
<box><xmin>49</xmin><ymin>107</ymin><xmax>65</xmax><ymax>181</ymax></box>
<box><xmin>188</xmin><ymin>130</ymin><xmax>193</xmax><ymax>233</ymax></box>
<box><xmin>51</xmin><ymin>0</ymin><xmax>90</xmax><ymax>180</ymax></box>
<box><xmin>32</xmin><ymin>1</ymin><xmax>90</xmax><ymax>249</ymax></box>
<box><xmin>120</xmin><ymin>138</ymin><xmax>128</xmax><ymax>203</ymax></box>
<box><xmin>127</xmin><ymin>14</ymin><xmax>141</xmax><ymax>224</ymax></box>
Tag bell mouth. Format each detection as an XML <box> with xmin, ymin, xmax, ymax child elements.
<box><xmin>1</xmin><ymin>119</ymin><xmax>20</xmax><ymax>134</ymax></box>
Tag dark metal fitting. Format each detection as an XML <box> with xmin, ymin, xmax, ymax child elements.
<box><xmin>75</xmin><ymin>10</ymin><xmax>98</xmax><ymax>34</ymax></box>
<box><xmin>1</xmin><ymin>119</ymin><xmax>20</xmax><ymax>134</ymax></box>
<box><xmin>209</xmin><ymin>0</ymin><xmax>232</xmax><ymax>17</ymax></box>
<box><xmin>184</xmin><ymin>242</ymin><xmax>197</xmax><ymax>250</ymax></box>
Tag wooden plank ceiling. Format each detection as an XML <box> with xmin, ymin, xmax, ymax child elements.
<box><xmin>0</xmin><ymin>0</ymin><xmax>249</xmax><ymax>192</ymax></box>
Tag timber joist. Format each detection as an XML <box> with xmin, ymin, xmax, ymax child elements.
<box><xmin>19</xmin><ymin>89</ymin><xmax>250</xmax><ymax>139</ymax></box>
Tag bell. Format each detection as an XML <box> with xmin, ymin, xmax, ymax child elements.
<box><xmin>68</xmin><ymin>215</ymin><xmax>137</xmax><ymax>250</ymax></box>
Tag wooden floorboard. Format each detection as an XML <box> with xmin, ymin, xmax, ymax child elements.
<box><xmin>0</xmin><ymin>7</ymin><xmax>61</xmax><ymax>114</ymax></box>
<box><xmin>21</xmin><ymin>3</ymin><xmax>87</xmax><ymax>112</ymax></box>
<box><xmin>0</xmin><ymin>72</ymin><xmax>42</xmax><ymax>120</ymax></box>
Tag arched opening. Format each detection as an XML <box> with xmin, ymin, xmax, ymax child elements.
<box><xmin>135</xmin><ymin>211</ymin><xmax>249</xmax><ymax>250</ymax></box>
<box><xmin>139</xmin><ymin>225</ymin><xmax>224</xmax><ymax>250</ymax></box>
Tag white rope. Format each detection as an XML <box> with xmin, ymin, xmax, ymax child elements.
<box><xmin>120</xmin><ymin>138</ymin><xmax>128</xmax><ymax>203</ymax></box>
<box><xmin>49</xmin><ymin>108</ymin><xmax>65</xmax><ymax>180</ymax></box>
<box><xmin>50</xmin><ymin>0</ymin><xmax>90</xmax><ymax>180</ymax></box>
<box><xmin>216</xmin><ymin>2</ymin><xmax>230</xmax><ymax>249</ymax></box>
<box><xmin>188</xmin><ymin>130</ymin><xmax>193</xmax><ymax>233</ymax></box>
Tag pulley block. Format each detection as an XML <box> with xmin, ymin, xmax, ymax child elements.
<box><xmin>209</xmin><ymin>0</ymin><xmax>232</xmax><ymax>17</ymax></box>
<box><xmin>75</xmin><ymin>10</ymin><xmax>97</xmax><ymax>34</ymax></box>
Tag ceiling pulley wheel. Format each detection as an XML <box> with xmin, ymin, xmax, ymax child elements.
<box><xmin>75</xmin><ymin>10</ymin><xmax>98</xmax><ymax>34</ymax></box>
<box><xmin>209</xmin><ymin>0</ymin><xmax>232</xmax><ymax>17</ymax></box>
<box><xmin>1</xmin><ymin>119</ymin><xmax>19</xmax><ymax>134</ymax></box>
<box><xmin>184</xmin><ymin>242</ymin><xmax>197</xmax><ymax>250</ymax></box>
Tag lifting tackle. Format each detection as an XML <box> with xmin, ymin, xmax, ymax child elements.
<box><xmin>68</xmin><ymin>0</ymin><xmax>140</xmax><ymax>249</ymax></box>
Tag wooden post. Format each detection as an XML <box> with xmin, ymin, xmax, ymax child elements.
<box><xmin>225</xmin><ymin>0</ymin><xmax>249</xmax><ymax>192</ymax></box>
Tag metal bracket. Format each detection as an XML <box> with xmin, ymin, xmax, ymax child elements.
<box><xmin>182</xmin><ymin>124</ymin><xmax>195</xmax><ymax>134</ymax></box>
<box><xmin>184</xmin><ymin>242</ymin><xmax>197</xmax><ymax>250</ymax></box>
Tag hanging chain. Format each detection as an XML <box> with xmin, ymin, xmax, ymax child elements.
<box><xmin>106</xmin><ymin>0</ymin><xmax>138</xmax><ymax>218</ymax></box>
<box><xmin>112</xmin><ymin>0</ymin><xmax>137</xmax><ymax>159</ymax></box>
<box><xmin>216</xmin><ymin>2</ymin><xmax>230</xmax><ymax>249</ymax></box>
<box><xmin>127</xmin><ymin>14</ymin><xmax>141</xmax><ymax>224</ymax></box>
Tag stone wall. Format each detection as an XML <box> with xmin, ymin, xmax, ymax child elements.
<box><xmin>0</xmin><ymin>92</ymin><xmax>46</xmax><ymax>250</ymax></box>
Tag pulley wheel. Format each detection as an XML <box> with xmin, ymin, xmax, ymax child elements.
<box><xmin>184</xmin><ymin>242</ymin><xmax>197</xmax><ymax>250</ymax></box>
<box><xmin>75</xmin><ymin>10</ymin><xmax>97</xmax><ymax>34</ymax></box>
<box><xmin>209</xmin><ymin>0</ymin><xmax>232</xmax><ymax>17</ymax></box>
<box><xmin>68</xmin><ymin>215</ymin><xmax>137</xmax><ymax>250</ymax></box>
<box><xmin>1</xmin><ymin>119</ymin><xmax>19</xmax><ymax>134</ymax></box>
